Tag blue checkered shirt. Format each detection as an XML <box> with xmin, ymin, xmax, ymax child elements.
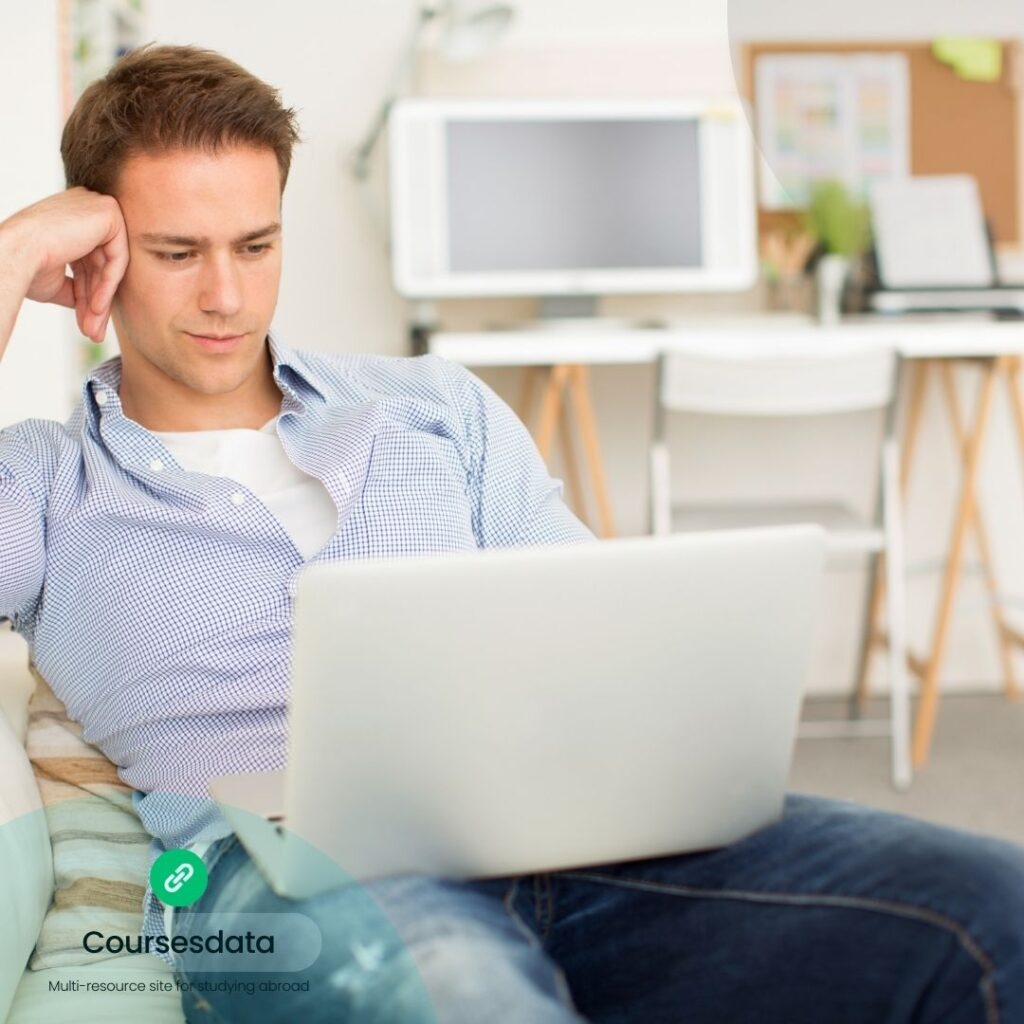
<box><xmin>0</xmin><ymin>330</ymin><xmax>592</xmax><ymax>953</ymax></box>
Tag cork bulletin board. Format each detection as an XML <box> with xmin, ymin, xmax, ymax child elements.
<box><xmin>742</xmin><ymin>41</ymin><xmax>1023</xmax><ymax>246</ymax></box>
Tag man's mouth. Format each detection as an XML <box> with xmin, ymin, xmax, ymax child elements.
<box><xmin>185</xmin><ymin>331</ymin><xmax>248</xmax><ymax>352</ymax></box>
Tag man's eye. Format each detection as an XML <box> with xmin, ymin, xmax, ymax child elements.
<box><xmin>158</xmin><ymin>251</ymin><xmax>193</xmax><ymax>263</ymax></box>
<box><xmin>243</xmin><ymin>244</ymin><xmax>270</xmax><ymax>256</ymax></box>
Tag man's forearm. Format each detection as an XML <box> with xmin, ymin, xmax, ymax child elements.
<box><xmin>0</xmin><ymin>220</ymin><xmax>38</xmax><ymax>362</ymax></box>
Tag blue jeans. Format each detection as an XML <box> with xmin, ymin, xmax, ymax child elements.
<box><xmin>172</xmin><ymin>794</ymin><xmax>1024</xmax><ymax>1022</ymax></box>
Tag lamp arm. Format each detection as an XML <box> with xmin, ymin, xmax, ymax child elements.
<box><xmin>351</xmin><ymin>5</ymin><xmax>442</xmax><ymax>180</ymax></box>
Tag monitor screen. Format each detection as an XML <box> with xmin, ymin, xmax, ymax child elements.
<box><xmin>388</xmin><ymin>99</ymin><xmax>755</xmax><ymax>298</ymax></box>
<box><xmin>445</xmin><ymin>119</ymin><xmax>703</xmax><ymax>273</ymax></box>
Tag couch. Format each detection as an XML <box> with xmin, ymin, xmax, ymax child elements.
<box><xmin>0</xmin><ymin>629</ymin><xmax>185</xmax><ymax>1023</ymax></box>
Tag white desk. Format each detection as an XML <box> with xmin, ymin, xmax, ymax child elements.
<box><xmin>428</xmin><ymin>314</ymin><xmax>1024</xmax><ymax>769</ymax></box>
<box><xmin>429</xmin><ymin>316</ymin><xmax>1024</xmax><ymax>364</ymax></box>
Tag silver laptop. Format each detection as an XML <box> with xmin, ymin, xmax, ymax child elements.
<box><xmin>209</xmin><ymin>525</ymin><xmax>825</xmax><ymax>900</ymax></box>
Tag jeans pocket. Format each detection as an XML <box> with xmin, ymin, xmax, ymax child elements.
<box><xmin>202</xmin><ymin>832</ymin><xmax>241</xmax><ymax>878</ymax></box>
<box><xmin>173</xmin><ymin>834</ymin><xmax>241</xmax><ymax>950</ymax></box>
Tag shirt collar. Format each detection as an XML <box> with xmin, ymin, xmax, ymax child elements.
<box><xmin>80</xmin><ymin>328</ymin><xmax>327</xmax><ymax>436</ymax></box>
<box><xmin>267</xmin><ymin>329</ymin><xmax>328</xmax><ymax>406</ymax></box>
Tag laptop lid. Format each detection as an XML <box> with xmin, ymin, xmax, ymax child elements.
<box><xmin>870</xmin><ymin>174</ymin><xmax>996</xmax><ymax>289</ymax></box>
<box><xmin>269</xmin><ymin>525</ymin><xmax>824</xmax><ymax>884</ymax></box>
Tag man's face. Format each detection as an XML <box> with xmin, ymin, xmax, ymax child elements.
<box><xmin>110</xmin><ymin>145</ymin><xmax>283</xmax><ymax>400</ymax></box>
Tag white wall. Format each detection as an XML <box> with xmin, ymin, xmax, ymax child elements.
<box><xmin>0</xmin><ymin>1</ymin><xmax>76</xmax><ymax>425</ymax></box>
<box><xmin>5</xmin><ymin>0</ymin><xmax>1024</xmax><ymax>697</ymax></box>
<box><xmin>729</xmin><ymin>0</ymin><xmax>1024</xmax><ymax>41</ymax></box>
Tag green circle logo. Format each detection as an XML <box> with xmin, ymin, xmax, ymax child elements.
<box><xmin>151</xmin><ymin>849</ymin><xmax>209</xmax><ymax>907</ymax></box>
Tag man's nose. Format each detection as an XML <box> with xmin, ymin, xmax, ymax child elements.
<box><xmin>197</xmin><ymin>253</ymin><xmax>243</xmax><ymax>317</ymax></box>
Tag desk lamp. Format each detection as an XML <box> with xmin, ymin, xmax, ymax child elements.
<box><xmin>351</xmin><ymin>1</ymin><xmax>515</xmax><ymax>182</ymax></box>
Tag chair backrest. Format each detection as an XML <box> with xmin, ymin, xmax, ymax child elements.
<box><xmin>656</xmin><ymin>341</ymin><xmax>898</xmax><ymax>419</ymax></box>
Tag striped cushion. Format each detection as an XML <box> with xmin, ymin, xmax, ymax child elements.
<box><xmin>25</xmin><ymin>668</ymin><xmax>149</xmax><ymax>969</ymax></box>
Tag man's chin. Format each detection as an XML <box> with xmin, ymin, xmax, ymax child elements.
<box><xmin>177</xmin><ymin>367</ymin><xmax>259</xmax><ymax>397</ymax></box>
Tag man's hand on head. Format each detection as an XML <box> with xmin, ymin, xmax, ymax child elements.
<box><xmin>1</xmin><ymin>187</ymin><xmax>129</xmax><ymax>343</ymax></box>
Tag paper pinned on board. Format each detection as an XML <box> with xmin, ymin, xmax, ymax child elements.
<box><xmin>754</xmin><ymin>53</ymin><xmax>910</xmax><ymax>210</ymax></box>
<box><xmin>932</xmin><ymin>38</ymin><xmax>1002</xmax><ymax>83</ymax></box>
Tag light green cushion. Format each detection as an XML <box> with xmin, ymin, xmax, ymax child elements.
<box><xmin>0</xmin><ymin>675</ymin><xmax>185</xmax><ymax>1023</ymax></box>
<box><xmin>24</xmin><ymin>675</ymin><xmax>153</xmax><ymax>971</ymax></box>
<box><xmin>7</xmin><ymin>955</ymin><xmax>183</xmax><ymax>1024</ymax></box>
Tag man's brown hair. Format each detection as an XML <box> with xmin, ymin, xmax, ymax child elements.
<box><xmin>61</xmin><ymin>44</ymin><xmax>301</xmax><ymax>195</ymax></box>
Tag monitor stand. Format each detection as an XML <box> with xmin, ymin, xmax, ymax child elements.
<box><xmin>538</xmin><ymin>295</ymin><xmax>599</xmax><ymax>320</ymax></box>
<box><xmin>533</xmin><ymin>295</ymin><xmax>664</xmax><ymax>331</ymax></box>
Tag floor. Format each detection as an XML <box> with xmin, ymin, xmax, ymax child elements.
<box><xmin>789</xmin><ymin>693</ymin><xmax>1024</xmax><ymax>845</ymax></box>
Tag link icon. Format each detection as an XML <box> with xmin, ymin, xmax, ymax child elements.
<box><xmin>151</xmin><ymin>848</ymin><xmax>209</xmax><ymax>907</ymax></box>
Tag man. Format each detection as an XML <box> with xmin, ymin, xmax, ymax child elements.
<box><xmin>0</xmin><ymin>44</ymin><xmax>1021</xmax><ymax>1024</ymax></box>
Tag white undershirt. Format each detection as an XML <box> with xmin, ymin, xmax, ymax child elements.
<box><xmin>152</xmin><ymin>415</ymin><xmax>337</xmax><ymax>936</ymax></box>
<box><xmin>153</xmin><ymin>416</ymin><xmax>337</xmax><ymax>561</ymax></box>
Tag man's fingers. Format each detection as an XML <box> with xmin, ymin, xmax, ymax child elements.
<box><xmin>16</xmin><ymin>189</ymin><xmax>129</xmax><ymax>334</ymax></box>
<box><xmin>86</xmin><ymin>247</ymin><xmax>108</xmax><ymax>315</ymax></box>
<box><xmin>51</xmin><ymin>276</ymin><xmax>76</xmax><ymax>310</ymax></box>
<box><xmin>82</xmin><ymin>258</ymin><xmax>109</xmax><ymax>341</ymax></box>
<box><xmin>71</xmin><ymin>258</ymin><xmax>96</xmax><ymax>340</ymax></box>
<box><xmin>91</xmin><ymin>234</ymin><xmax>128</xmax><ymax>315</ymax></box>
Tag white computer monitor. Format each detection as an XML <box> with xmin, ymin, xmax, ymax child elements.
<box><xmin>387</xmin><ymin>98</ymin><xmax>757</xmax><ymax>300</ymax></box>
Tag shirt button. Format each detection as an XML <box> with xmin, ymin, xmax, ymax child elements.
<box><xmin>230</xmin><ymin>492</ymin><xmax>246</xmax><ymax>506</ymax></box>
<box><xmin>149</xmin><ymin>459</ymin><xmax>164</xmax><ymax>472</ymax></box>
<box><xmin>94</xmin><ymin>390</ymin><xmax>108</xmax><ymax>406</ymax></box>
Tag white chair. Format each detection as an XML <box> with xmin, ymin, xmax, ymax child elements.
<box><xmin>649</xmin><ymin>339</ymin><xmax>911</xmax><ymax>789</ymax></box>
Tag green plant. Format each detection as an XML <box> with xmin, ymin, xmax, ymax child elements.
<box><xmin>803</xmin><ymin>180</ymin><xmax>871</xmax><ymax>258</ymax></box>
